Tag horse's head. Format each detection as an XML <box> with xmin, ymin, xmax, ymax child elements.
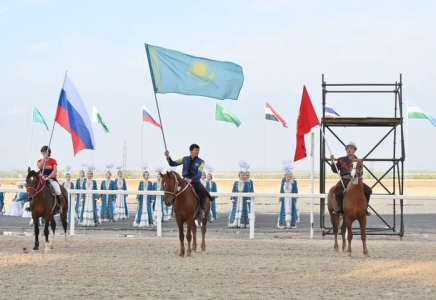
<box><xmin>25</xmin><ymin>167</ymin><xmax>44</xmax><ymax>199</ymax></box>
<box><xmin>350</xmin><ymin>159</ymin><xmax>364</xmax><ymax>185</ymax></box>
<box><xmin>159</xmin><ymin>171</ymin><xmax>182</xmax><ymax>206</ymax></box>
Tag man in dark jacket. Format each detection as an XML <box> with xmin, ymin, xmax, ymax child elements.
<box><xmin>165</xmin><ymin>144</ymin><xmax>212</xmax><ymax>218</ymax></box>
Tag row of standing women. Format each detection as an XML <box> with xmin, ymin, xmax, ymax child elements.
<box><xmin>1</xmin><ymin>169</ymin><xmax>298</xmax><ymax>230</ymax></box>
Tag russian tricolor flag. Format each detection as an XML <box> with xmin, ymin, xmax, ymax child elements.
<box><xmin>325</xmin><ymin>104</ymin><xmax>341</xmax><ymax>118</ymax></box>
<box><xmin>55</xmin><ymin>75</ymin><xmax>95</xmax><ymax>156</ymax></box>
<box><xmin>143</xmin><ymin>104</ymin><xmax>161</xmax><ymax>128</ymax></box>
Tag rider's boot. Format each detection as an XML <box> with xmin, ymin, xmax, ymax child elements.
<box><xmin>56</xmin><ymin>195</ymin><xmax>63</xmax><ymax>213</ymax></box>
<box><xmin>333</xmin><ymin>194</ymin><xmax>344</xmax><ymax>214</ymax></box>
<box><xmin>198</xmin><ymin>197</ymin><xmax>205</xmax><ymax>219</ymax></box>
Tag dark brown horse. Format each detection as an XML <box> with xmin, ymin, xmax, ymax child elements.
<box><xmin>328</xmin><ymin>160</ymin><xmax>369</xmax><ymax>257</ymax></box>
<box><xmin>160</xmin><ymin>171</ymin><xmax>210</xmax><ymax>257</ymax></box>
<box><xmin>25</xmin><ymin>168</ymin><xmax>68</xmax><ymax>251</ymax></box>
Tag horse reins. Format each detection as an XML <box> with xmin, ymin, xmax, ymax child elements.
<box><xmin>163</xmin><ymin>172</ymin><xmax>191</xmax><ymax>202</ymax></box>
<box><xmin>26</xmin><ymin>174</ymin><xmax>46</xmax><ymax>196</ymax></box>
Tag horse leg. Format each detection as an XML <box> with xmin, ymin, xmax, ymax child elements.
<box><xmin>177</xmin><ymin>218</ymin><xmax>185</xmax><ymax>257</ymax></box>
<box><xmin>345</xmin><ymin>217</ymin><xmax>353</xmax><ymax>258</ymax></box>
<box><xmin>192</xmin><ymin>220</ymin><xmax>197</xmax><ymax>252</ymax></box>
<box><xmin>61</xmin><ymin>210</ymin><xmax>68</xmax><ymax>242</ymax></box>
<box><xmin>341</xmin><ymin>219</ymin><xmax>347</xmax><ymax>252</ymax></box>
<box><xmin>186</xmin><ymin>220</ymin><xmax>193</xmax><ymax>257</ymax></box>
<box><xmin>33</xmin><ymin>218</ymin><xmax>40</xmax><ymax>250</ymax></box>
<box><xmin>201</xmin><ymin>214</ymin><xmax>207</xmax><ymax>251</ymax></box>
<box><xmin>331</xmin><ymin>214</ymin><xmax>339</xmax><ymax>252</ymax></box>
<box><xmin>44</xmin><ymin>221</ymin><xmax>50</xmax><ymax>251</ymax></box>
<box><xmin>360</xmin><ymin>217</ymin><xmax>369</xmax><ymax>257</ymax></box>
<box><xmin>50</xmin><ymin>219</ymin><xmax>56</xmax><ymax>250</ymax></box>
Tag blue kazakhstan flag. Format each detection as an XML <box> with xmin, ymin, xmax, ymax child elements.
<box><xmin>145</xmin><ymin>44</ymin><xmax>244</xmax><ymax>100</ymax></box>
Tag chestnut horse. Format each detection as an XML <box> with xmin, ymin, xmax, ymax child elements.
<box><xmin>328</xmin><ymin>159</ymin><xmax>369</xmax><ymax>257</ymax></box>
<box><xmin>25</xmin><ymin>168</ymin><xmax>68</xmax><ymax>251</ymax></box>
<box><xmin>160</xmin><ymin>171</ymin><xmax>210</xmax><ymax>257</ymax></box>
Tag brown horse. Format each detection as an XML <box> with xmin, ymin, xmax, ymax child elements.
<box><xmin>328</xmin><ymin>159</ymin><xmax>369</xmax><ymax>257</ymax></box>
<box><xmin>25</xmin><ymin>168</ymin><xmax>68</xmax><ymax>251</ymax></box>
<box><xmin>160</xmin><ymin>171</ymin><xmax>210</xmax><ymax>257</ymax></box>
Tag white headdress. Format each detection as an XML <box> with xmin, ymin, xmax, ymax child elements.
<box><xmin>142</xmin><ymin>163</ymin><xmax>149</xmax><ymax>174</ymax></box>
<box><xmin>65</xmin><ymin>165</ymin><xmax>71</xmax><ymax>176</ymax></box>
<box><xmin>116</xmin><ymin>164</ymin><xmax>123</xmax><ymax>173</ymax></box>
<box><xmin>282</xmin><ymin>159</ymin><xmax>294</xmax><ymax>176</ymax></box>
<box><xmin>105</xmin><ymin>163</ymin><xmax>113</xmax><ymax>174</ymax></box>
<box><xmin>238</xmin><ymin>160</ymin><xmax>250</xmax><ymax>175</ymax></box>
<box><xmin>80</xmin><ymin>163</ymin><xmax>87</xmax><ymax>172</ymax></box>
<box><xmin>155</xmin><ymin>166</ymin><xmax>164</xmax><ymax>174</ymax></box>
<box><xmin>204</xmin><ymin>164</ymin><xmax>214</xmax><ymax>175</ymax></box>
<box><xmin>17</xmin><ymin>174</ymin><xmax>24</xmax><ymax>186</ymax></box>
<box><xmin>87</xmin><ymin>164</ymin><xmax>96</xmax><ymax>173</ymax></box>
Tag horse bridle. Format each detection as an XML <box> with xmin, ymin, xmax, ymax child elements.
<box><xmin>26</xmin><ymin>174</ymin><xmax>45</xmax><ymax>197</ymax></box>
<box><xmin>163</xmin><ymin>172</ymin><xmax>191</xmax><ymax>202</ymax></box>
<box><xmin>351</xmin><ymin>162</ymin><xmax>364</xmax><ymax>183</ymax></box>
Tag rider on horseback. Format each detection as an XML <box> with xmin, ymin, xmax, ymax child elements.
<box><xmin>165</xmin><ymin>144</ymin><xmax>212</xmax><ymax>219</ymax></box>
<box><xmin>36</xmin><ymin>146</ymin><xmax>63</xmax><ymax>213</ymax></box>
<box><xmin>330</xmin><ymin>142</ymin><xmax>372</xmax><ymax>216</ymax></box>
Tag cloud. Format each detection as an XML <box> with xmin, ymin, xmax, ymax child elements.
<box><xmin>30</xmin><ymin>42</ymin><xmax>51</xmax><ymax>55</ymax></box>
<box><xmin>4</xmin><ymin>106</ymin><xmax>25</xmax><ymax>116</ymax></box>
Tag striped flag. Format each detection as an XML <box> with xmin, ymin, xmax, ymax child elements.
<box><xmin>265</xmin><ymin>102</ymin><xmax>287</xmax><ymax>127</ymax></box>
<box><xmin>325</xmin><ymin>104</ymin><xmax>340</xmax><ymax>118</ymax></box>
<box><xmin>55</xmin><ymin>75</ymin><xmax>95</xmax><ymax>156</ymax></box>
<box><xmin>143</xmin><ymin>105</ymin><xmax>161</xmax><ymax>128</ymax></box>
<box><xmin>408</xmin><ymin>102</ymin><xmax>436</xmax><ymax>127</ymax></box>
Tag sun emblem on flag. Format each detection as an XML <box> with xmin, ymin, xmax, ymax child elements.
<box><xmin>187</xmin><ymin>61</ymin><xmax>214</xmax><ymax>85</ymax></box>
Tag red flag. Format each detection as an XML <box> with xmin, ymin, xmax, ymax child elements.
<box><xmin>294</xmin><ymin>86</ymin><xmax>319</xmax><ymax>162</ymax></box>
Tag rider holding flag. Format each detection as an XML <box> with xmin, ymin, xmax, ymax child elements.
<box><xmin>36</xmin><ymin>146</ymin><xmax>63</xmax><ymax>213</ymax></box>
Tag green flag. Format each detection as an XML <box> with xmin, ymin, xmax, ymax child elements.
<box><xmin>33</xmin><ymin>107</ymin><xmax>49</xmax><ymax>131</ymax></box>
<box><xmin>92</xmin><ymin>105</ymin><xmax>110</xmax><ymax>133</ymax></box>
<box><xmin>215</xmin><ymin>103</ymin><xmax>241</xmax><ymax>128</ymax></box>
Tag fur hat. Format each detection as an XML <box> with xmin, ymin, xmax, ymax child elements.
<box><xmin>345</xmin><ymin>142</ymin><xmax>357</xmax><ymax>151</ymax></box>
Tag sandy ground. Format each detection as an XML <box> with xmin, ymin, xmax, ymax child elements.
<box><xmin>2</xmin><ymin>179</ymin><xmax>435</xmax><ymax>215</ymax></box>
<box><xmin>0</xmin><ymin>233</ymin><xmax>435</xmax><ymax>300</ymax></box>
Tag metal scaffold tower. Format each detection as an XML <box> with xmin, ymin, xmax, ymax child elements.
<box><xmin>320</xmin><ymin>74</ymin><xmax>405</xmax><ymax>237</ymax></box>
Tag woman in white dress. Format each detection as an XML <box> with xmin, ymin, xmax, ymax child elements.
<box><xmin>79</xmin><ymin>169</ymin><xmax>99</xmax><ymax>227</ymax></box>
<box><xmin>5</xmin><ymin>180</ymin><xmax>26</xmax><ymax>217</ymax></box>
<box><xmin>228</xmin><ymin>171</ymin><xmax>249</xmax><ymax>228</ymax></box>
<box><xmin>113</xmin><ymin>168</ymin><xmax>129</xmax><ymax>221</ymax></box>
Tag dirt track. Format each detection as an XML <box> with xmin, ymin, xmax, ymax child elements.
<box><xmin>0</xmin><ymin>234</ymin><xmax>435</xmax><ymax>299</ymax></box>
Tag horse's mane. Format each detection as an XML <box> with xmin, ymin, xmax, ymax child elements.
<box><xmin>170</xmin><ymin>171</ymin><xmax>183</xmax><ymax>182</ymax></box>
<box><xmin>27</xmin><ymin>169</ymin><xmax>40</xmax><ymax>178</ymax></box>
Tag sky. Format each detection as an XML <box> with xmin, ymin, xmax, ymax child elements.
<box><xmin>1</xmin><ymin>0</ymin><xmax>436</xmax><ymax>173</ymax></box>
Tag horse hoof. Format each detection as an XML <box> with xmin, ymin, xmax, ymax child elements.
<box><xmin>201</xmin><ymin>247</ymin><xmax>206</xmax><ymax>252</ymax></box>
<box><xmin>33</xmin><ymin>247</ymin><xmax>39</xmax><ymax>251</ymax></box>
<box><xmin>186</xmin><ymin>253</ymin><xmax>192</xmax><ymax>258</ymax></box>
<box><xmin>334</xmin><ymin>248</ymin><xmax>339</xmax><ymax>252</ymax></box>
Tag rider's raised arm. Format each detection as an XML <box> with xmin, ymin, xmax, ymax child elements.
<box><xmin>191</xmin><ymin>161</ymin><xmax>204</xmax><ymax>182</ymax></box>
<box><xmin>167</xmin><ymin>156</ymin><xmax>183</xmax><ymax>167</ymax></box>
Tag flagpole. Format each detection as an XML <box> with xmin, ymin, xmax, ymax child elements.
<box><xmin>213</xmin><ymin>101</ymin><xmax>217</xmax><ymax>168</ymax></box>
<box><xmin>262</xmin><ymin>116</ymin><xmax>266</xmax><ymax>194</ymax></box>
<box><xmin>42</xmin><ymin>71</ymin><xmax>67</xmax><ymax>174</ymax></box>
<box><xmin>29</xmin><ymin>107</ymin><xmax>34</xmax><ymax>168</ymax></box>
<box><xmin>141</xmin><ymin>113</ymin><xmax>144</xmax><ymax>168</ymax></box>
<box><xmin>144</xmin><ymin>44</ymin><xmax>168</xmax><ymax>152</ymax></box>
<box><xmin>320</xmin><ymin>129</ymin><xmax>345</xmax><ymax>190</ymax></box>
<box><xmin>310</xmin><ymin>132</ymin><xmax>315</xmax><ymax>240</ymax></box>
